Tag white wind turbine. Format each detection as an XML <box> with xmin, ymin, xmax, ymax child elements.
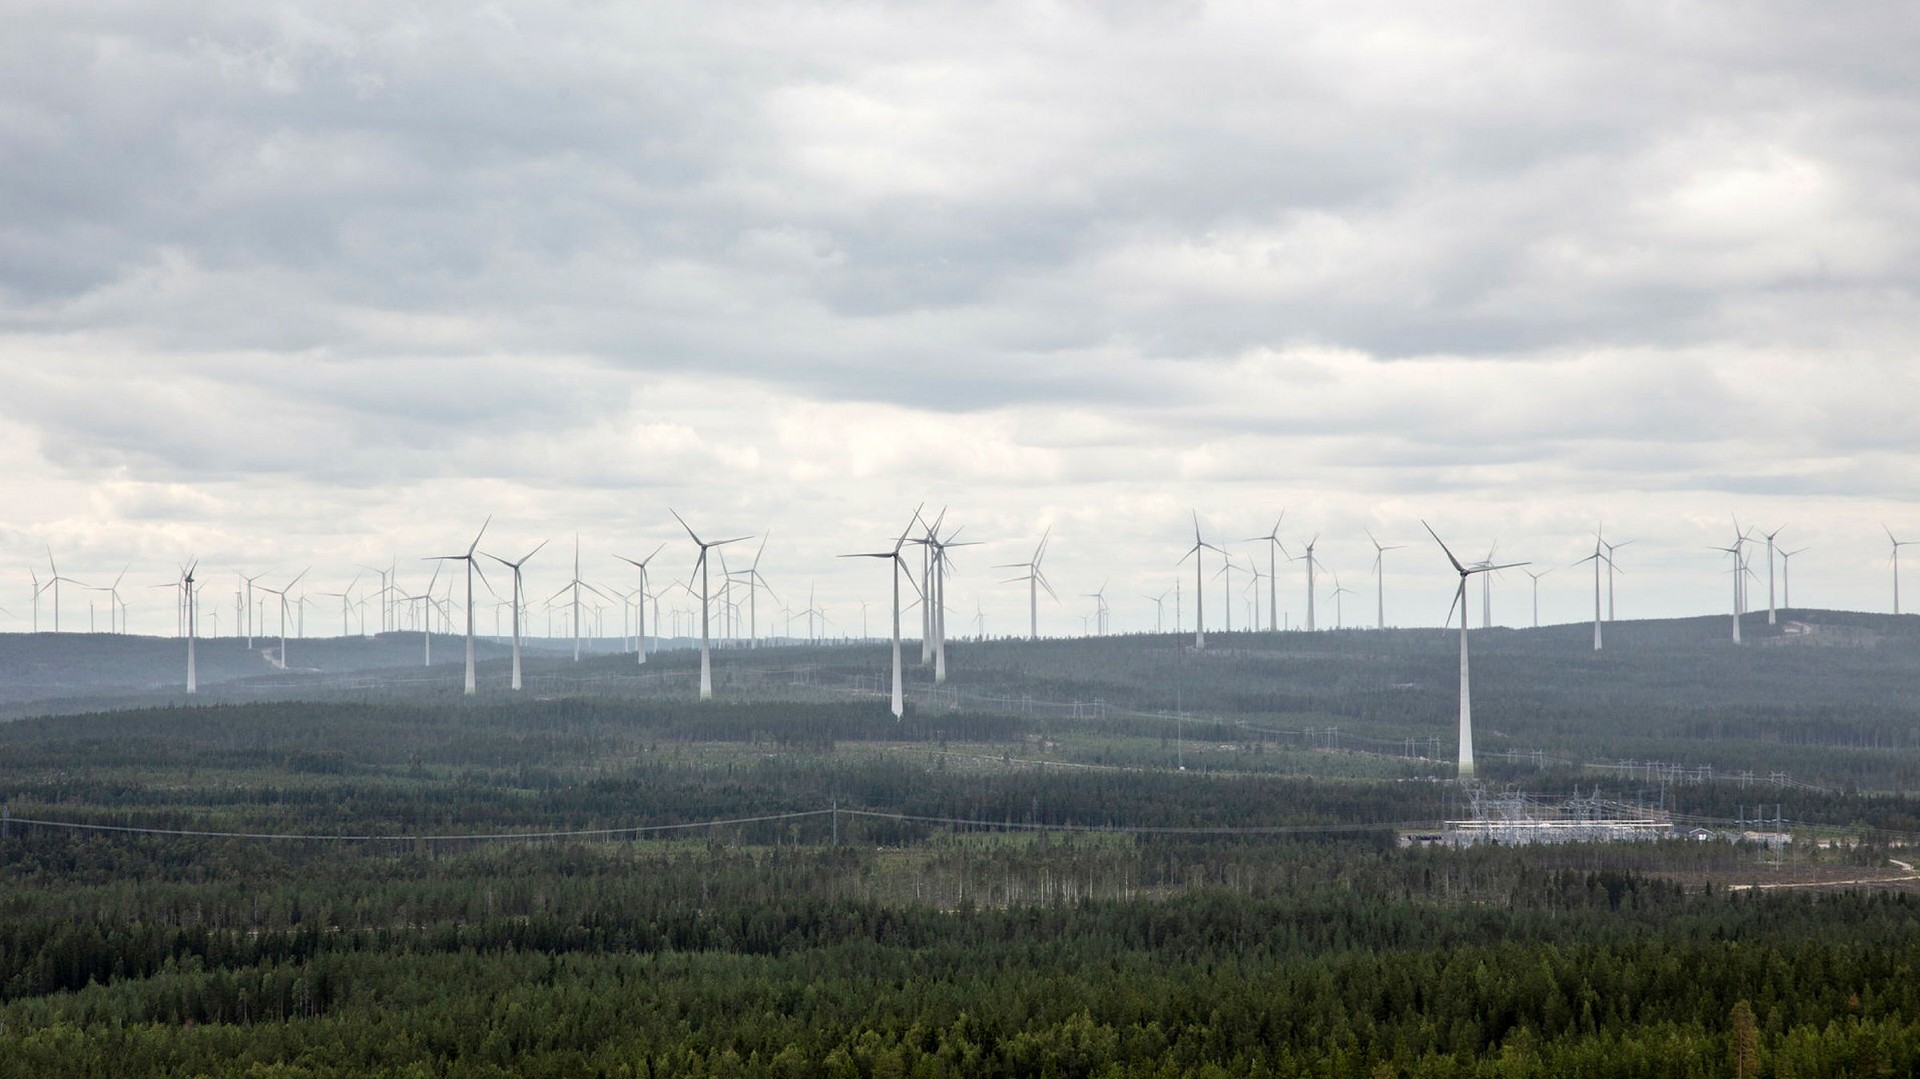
<box><xmin>235</xmin><ymin>569</ymin><xmax>271</xmax><ymax>648</ymax></box>
<box><xmin>1327</xmin><ymin>574</ymin><xmax>1357</xmax><ymax>630</ymax></box>
<box><xmin>1780</xmin><ymin>546</ymin><xmax>1809</xmax><ymax>609</ymax></box>
<box><xmin>1597</xmin><ymin>531</ymin><xmax>1633</xmax><ymax>621</ymax></box>
<box><xmin>487</xmin><ymin>538</ymin><xmax>548</xmax><ymax>691</ymax></box>
<box><xmin>730</xmin><ymin>532</ymin><xmax>775</xmax><ymax>649</ymax></box>
<box><xmin>917</xmin><ymin>516</ymin><xmax>980</xmax><ymax>683</ymax></box>
<box><xmin>401</xmin><ymin>563</ymin><xmax>442</xmax><ymax>666</ymax></box>
<box><xmin>1212</xmin><ymin>555</ymin><xmax>1238</xmax><ymax>633</ymax></box>
<box><xmin>181</xmin><ymin>561</ymin><xmax>199</xmax><ymax>693</ymax></box>
<box><xmin>428</xmin><ymin>519</ymin><xmax>493</xmax><ymax>696</ymax></box>
<box><xmin>1080</xmin><ymin>580</ymin><xmax>1111</xmax><ymax>636</ymax></box>
<box><xmin>1887</xmin><ymin>526</ymin><xmax>1916</xmax><ymax>616</ymax></box>
<box><xmin>842</xmin><ymin>513</ymin><xmax>921</xmax><ymax>718</ymax></box>
<box><xmin>1244</xmin><ymin>514</ymin><xmax>1289</xmax><ymax>632</ymax></box>
<box><xmin>29</xmin><ymin>568</ymin><xmax>44</xmax><ymax>632</ymax></box>
<box><xmin>315</xmin><ymin>572</ymin><xmax>362</xmax><ymax>639</ymax></box>
<box><xmin>996</xmin><ymin>527</ymin><xmax>1056</xmax><ymax>641</ymax></box>
<box><xmin>1573</xmin><ymin>540</ymin><xmax>1609</xmax><ymax>651</ymax></box>
<box><xmin>42</xmin><ymin>547</ymin><xmax>88</xmax><ymax>633</ymax></box>
<box><xmin>1144</xmin><ymin>588</ymin><xmax>1170</xmax><ymax>633</ymax></box>
<box><xmin>672</xmin><ymin>510</ymin><xmax>751</xmax><ymax>700</ymax></box>
<box><xmin>93</xmin><ymin>566</ymin><xmax>129</xmax><ymax>634</ymax></box>
<box><xmin>613</xmin><ymin>543</ymin><xmax>666</xmax><ymax>665</ymax></box>
<box><xmin>1365</xmin><ymin>529</ymin><xmax>1404</xmax><ymax>630</ymax></box>
<box><xmin>1423</xmin><ymin>522</ymin><xmax>1525</xmax><ymax>781</ymax></box>
<box><xmin>550</xmin><ymin>537</ymin><xmax>611</xmax><ymax>662</ymax></box>
<box><xmin>1523</xmin><ymin>568</ymin><xmax>1552</xmax><ymax>629</ymax></box>
<box><xmin>258</xmin><ymin>568</ymin><xmax>309</xmax><ymax>670</ymax></box>
<box><xmin>1294</xmin><ymin>534</ymin><xmax>1321</xmax><ymax>632</ymax></box>
<box><xmin>1760</xmin><ymin>526</ymin><xmax>1784</xmax><ymax>625</ymax></box>
<box><xmin>1711</xmin><ymin>540</ymin><xmax>1745</xmax><ymax>643</ymax></box>
<box><xmin>1177</xmin><ymin>513</ymin><xmax>1222</xmax><ymax>649</ymax></box>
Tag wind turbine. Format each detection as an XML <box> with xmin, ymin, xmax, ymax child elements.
<box><xmin>401</xmin><ymin>563</ymin><xmax>443</xmax><ymax>666</ymax></box>
<box><xmin>1244</xmin><ymin>514</ymin><xmax>1289</xmax><ymax>632</ymax></box>
<box><xmin>842</xmin><ymin>513</ymin><xmax>921</xmax><ymax>717</ymax></box>
<box><xmin>1294</xmin><ymin>535</ymin><xmax>1321</xmax><ymax>632</ymax></box>
<box><xmin>1423</xmin><ymin>522</ymin><xmax>1526</xmax><ymax>781</ymax></box>
<box><xmin>315</xmin><ymin>572</ymin><xmax>362</xmax><ymax>639</ymax></box>
<box><xmin>730</xmin><ymin>533</ymin><xmax>775</xmax><ymax>649</ymax></box>
<box><xmin>89</xmin><ymin>566</ymin><xmax>129</xmax><ymax>634</ymax></box>
<box><xmin>1711</xmin><ymin>541</ymin><xmax>1745</xmax><ymax>643</ymax></box>
<box><xmin>235</xmin><ymin>569</ymin><xmax>270</xmax><ymax>648</ymax></box>
<box><xmin>1365</xmin><ymin>529</ymin><xmax>1404</xmax><ymax>630</ymax></box>
<box><xmin>916</xmin><ymin>515</ymin><xmax>980</xmax><ymax>683</ymax></box>
<box><xmin>1177</xmin><ymin>513</ymin><xmax>1222</xmax><ymax>649</ymax></box>
<box><xmin>258</xmin><ymin>568</ymin><xmax>309</xmax><ymax>670</ymax></box>
<box><xmin>427</xmin><ymin>519</ymin><xmax>492</xmax><ymax>696</ymax></box>
<box><xmin>1598</xmin><ymin>532</ymin><xmax>1633</xmax><ymax>621</ymax></box>
<box><xmin>42</xmin><ymin>548</ymin><xmax>87</xmax><ymax>633</ymax></box>
<box><xmin>28</xmin><ymin>568</ymin><xmax>43</xmax><ymax>632</ymax></box>
<box><xmin>1522</xmin><ymin>568</ymin><xmax>1552</xmax><ymax>629</ymax></box>
<box><xmin>672</xmin><ymin>510</ymin><xmax>750</xmax><ymax>700</ymax></box>
<box><xmin>1212</xmin><ymin>556</ymin><xmax>1237</xmax><ymax>633</ymax></box>
<box><xmin>1780</xmin><ymin>546</ymin><xmax>1809</xmax><ymax>609</ymax></box>
<box><xmin>549</xmin><ymin>537</ymin><xmax>612</xmax><ymax>663</ymax></box>
<box><xmin>996</xmin><ymin>527</ymin><xmax>1056</xmax><ymax>641</ymax></box>
<box><xmin>1081</xmin><ymin>580</ymin><xmax>1111</xmax><ymax>636</ymax></box>
<box><xmin>487</xmin><ymin>538</ymin><xmax>548</xmax><ymax>691</ymax></box>
<box><xmin>1144</xmin><ymin>588</ymin><xmax>1169</xmax><ymax>633</ymax></box>
<box><xmin>1327</xmin><ymin>574</ymin><xmax>1357</xmax><ymax>630</ymax></box>
<box><xmin>1759</xmin><ymin>527</ymin><xmax>1784</xmax><ymax>625</ymax></box>
<box><xmin>1573</xmin><ymin>540</ymin><xmax>1609</xmax><ymax>651</ymax></box>
<box><xmin>613</xmin><ymin>543</ymin><xmax>667</xmax><ymax>666</ymax></box>
<box><xmin>1887</xmin><ymin>526</ymin><xmax>1915</xmax><ymax>616</ymax></box>
<box><xmin>182</xmin><ymin>562</ymin><xmax>198</xmax><ymax>693</ymax></box>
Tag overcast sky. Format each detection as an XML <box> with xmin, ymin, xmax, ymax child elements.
<box><xmin>3</xmin><ymin>1</ymin><xmax>1917</xmax><ymax>638</ymax></box>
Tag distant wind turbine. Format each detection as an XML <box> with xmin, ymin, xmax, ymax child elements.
<box><xmin>1244</xmin><ymin>514</ymin><xmax>1289</xmax><ymax>632</ymax></box>
<box><xmin>1295</xmin><ymin>534</ymin><xmax>1321</xmax><ymax>632</ymax></box>
<box><xmin>1780</xmin><ymin>546</ymin><xmax>1809</xmax><ymax>610</ymax></box>
<box><xmin>1177</xmin><ymin>513</ymin><xmax>1222</xmax><ymax>649</ymax></box>
<box><xmin>1710</xmin><ymin>541</ymin><xmax>1745</xmax><ymax>644</ymax></box>
<box><xmin>842</xmin><ymin>512</ymin><xmax>922</xmax><ymax>717</ymax></box>
<box><xmin>487</xmin><ymin>538</ymin><xmax>548</xmax><ymax>691</ymax></box>
<box><xmin>1328</xmin><ymin>574</ymin><xmax>1357</xmax><ymax>630</ymax></box>
<box><xmin>1365</xmin><ymin>529</ymin><xmax>1404</xmax><ymax>631</ymax></box>
<box><xmin>613</xmin><ymin>543</ymin><xmax>667</xmax><ymax>666</ymax></box>
<box><xmin>996</xmin><ymin>527</ymin><xmax>1057</xmax><ymax>641</ymax></box>
<box><xmin>1423</xmin><ymin>522</ymin><xmax>1526</xmax><ymax>781</ymax></box>
<box><xmin>1573</xmin><ymin>540</ymin><xmax>1609</xmax><ymax>651</ymax></box>
<box><xmin>672</xmin><ymin>510</ymin><xmax>751</xmax><ymax>700</ymax></box>
<box><xmin>43</xmin><ymin>548</ymin><xmax>87</xmax><ymax>634</ymax></box>
<box><xmin>428</xmin><ymin>518</ymin><xmax>492</xmax><ymax>696</ymax></box>
<box><xmin>1760</xmin><ymin>526</ymin><xmax>1784</xmax><ymax>625</ymax></box>
<box><xmin>1523</xmin><ymin>568</ymin><xmax>1552</xmax><ymax>629</ymax></box>
<box><xmin>1887</xmin><ymin>526</ymin><xmax>1915</xmax><ymax>616</ymax></box>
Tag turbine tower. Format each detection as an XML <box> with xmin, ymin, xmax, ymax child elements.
<box><xmin>1423</xmin><ymin>522</ymin><xmax>1525</xmax><ymax>781</ymax></box>
<box><xmin>1244</xmin><ymin>514</ymin><xmax>1289</xmax><ymax>632</ymax></box>
<box><xmin>487</xmin><ymin>538</ymin><xmax>548</xmax><ymax>691</ymax></box>
<box><xmin>996</xmin><ymin>527</ymin><xmax>1055</xmax><ymax>641</ymax></box>
<box><xmin>1328</xmin><ymin>574</ymin><xmax>1357</xmax><ymax>630</ymax></box>
<box><xmin>842</xmin><ymin>513</ymin><xmax>921</xmax><ymax>717</ymax></box>
<box><xmin>1365</xmin><ymin>529</ymin><xmax>1404</xmax><ymax>630</ymax></box>
<box><xmin>1177</xmin><ymin>512</ymin><xmax>1222</xmax><ymax>649</ymax></box>
<box><xmin>673</xmin><ymin>510</ymin><xmax>750</xmax><ymax>700</ymax></box>
<box><xmin>181</xmin><ymin>561</ymin><xmax>199</xmax><ymax>693</ymax></box>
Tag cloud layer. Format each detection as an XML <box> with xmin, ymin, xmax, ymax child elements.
<box><xmin>3</xmin><ymin>1</ymin><xmax>1916</xmax><ymax>635</ymax></box>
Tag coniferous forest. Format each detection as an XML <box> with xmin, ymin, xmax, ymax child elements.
<box><xmin>4</xmin><ymin>613</ymin><xmax>1920</xmax><ymax>1076</ymax></box>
